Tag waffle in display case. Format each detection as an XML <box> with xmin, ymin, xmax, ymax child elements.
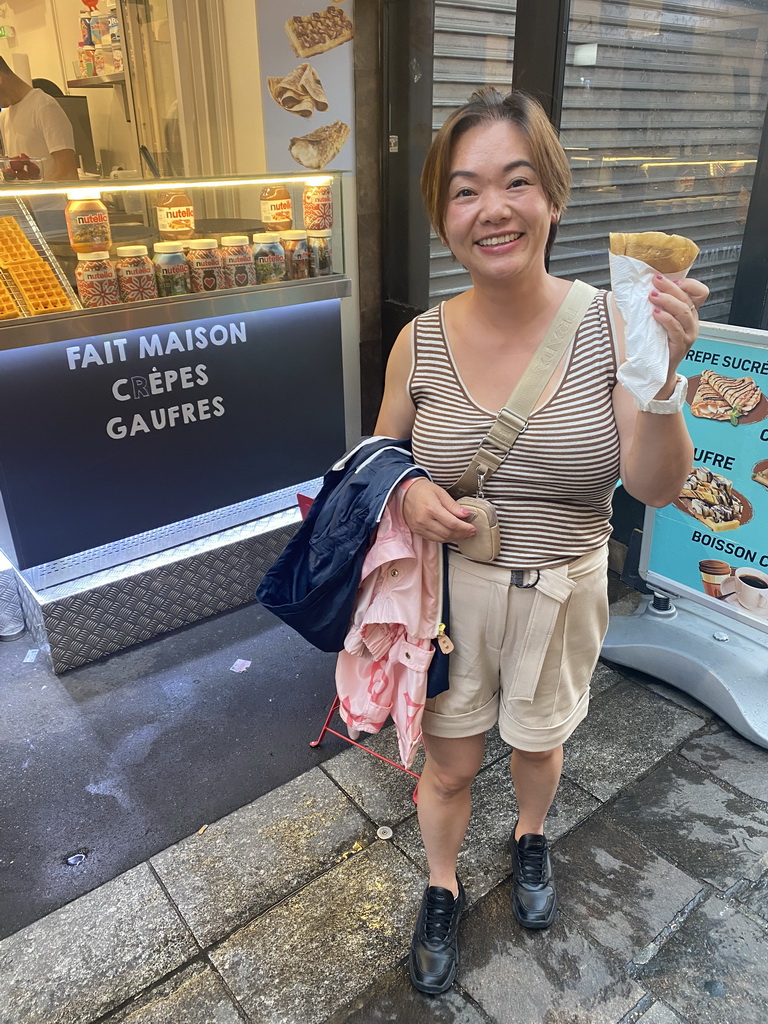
<box><xmin>0</xmin><ymin>276</ymin><xmax>22</xmax><ymax>320</ymax></box>
<box><xmin>0</xmin><ymin>200</ymin><xmax>80</xmax><ymax>321</ymax></box>
<box><xmin>0</xmin><ymin>216</ymin><xmax>41</xmax><ymax>263</ymax></box>
<box><xmin>6</xmin><ymin>259</ymin><xmax>73</xmax><ymax>315</ymax></box>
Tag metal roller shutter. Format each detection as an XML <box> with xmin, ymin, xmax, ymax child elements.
<box><xmin>430</xmin><ymin>0</ymin><xmax>768</xmax><ymax>323</ymax></box>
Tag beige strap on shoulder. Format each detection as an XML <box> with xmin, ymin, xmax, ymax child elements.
<box><xmin>449</xmin><ymin>279</ymin><xmax>598</xmax><ymax>499</ymax></box>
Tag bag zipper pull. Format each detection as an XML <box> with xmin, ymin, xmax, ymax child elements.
<box><xmin>436</xmin><ymin>622</ymin><xmax>454</xmax><ymax>654</ymax></box>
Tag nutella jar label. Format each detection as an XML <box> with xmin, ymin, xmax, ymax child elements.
<box><xmin>75</xmin><ymin>258</ymin><xmax>120</xmax><ymax>307</ymax></box>
<box><xmin>116</xmin><ymin>256</ymin><xmax>158</xmax><ymax>303</ymax></box>
<box><xmin>188</xmin><ymin>249</ymin><xmax>224</xmax><ymax>293</ymax></box>
<box><xmin>221</xmin><ymin>246</ymin><xmax>257</xmax><ymax>289</ymax></box>
<box><xmin>302</xmin><ymin>185</ymin><xmax>333</xmax><ymax>231</ymax></box>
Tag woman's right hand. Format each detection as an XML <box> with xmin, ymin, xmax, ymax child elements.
<box><xmin>402</xmin><ymin>478</ymin><xmax>477</xmax><ymax>543</ymax></box>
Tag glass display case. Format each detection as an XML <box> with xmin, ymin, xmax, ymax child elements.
<box><xmin>0</xmin><ymin>171</ymin><xmax>353</xmax><ymax>670</ymax></box>
<box><xmin>0</xmin><ymin>171</ymin><xmax>347</xmax><ymax>347</ymax></box>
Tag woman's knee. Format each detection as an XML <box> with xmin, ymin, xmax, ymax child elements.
<box><xmin>512</xmin><ymin>745</ymin><xmax>562</xmax><ymax>765</ymax></box>
<box><xmin>423</xmin><ymin>734</ymin><xmax>484</xmax><ymax>796</ymax></box>
<box><xmin>424</xmin><ymin>761</ymin><xmax>478</xmax><ymax>798</ymax></box>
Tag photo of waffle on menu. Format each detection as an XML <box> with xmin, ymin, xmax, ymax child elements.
<box><xmin>677</xmin><ymin>465</ymin><xmax>745</xmax><ymax>531</ymax></box>
<box><xmin>690</xmin><ymin>370</ymin><xmax>763</xmax><ymax>425</ymax></box>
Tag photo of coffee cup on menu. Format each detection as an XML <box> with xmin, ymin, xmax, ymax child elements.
<box><xmin>698</xmin><ymin>559</ymin><xmax>732</xmax><ymax>597</ymax></box>
<box><xmin>720</xmin><ymin>566</ymin><xmax>768</xmax><ymax>614</ymax></box>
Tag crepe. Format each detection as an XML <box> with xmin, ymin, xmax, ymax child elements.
<box><xmin>609</xmin><ymin>231</ymin><xmax>699</xmax><ymax>275</ymax></box>
<box><xmin>289</xmin><ymin>120</ymin><xmax>350</xmax><ymax>169</ymax></box>
<box><xmin>701</xmin><ymin>369</ymin><xmax>761</xmax><ymax>416</ymax></box>
<box><xmin>690</xmin><ymin>379</ymin><xmax>732</xmax><ymax>421</ymax></box>
<box><xmin>267</xmin><ymin>63</ymin><xmax>328</xmax><ymax>118</ymax></box>
<box><xmin>752</xmin><ymin>467</ymin><xmax>768</xmax><ymax>490</ymax></box>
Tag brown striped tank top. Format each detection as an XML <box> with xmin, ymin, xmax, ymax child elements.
<box><xmin>409</xmin><ymin>289</ymin><xmax>621</xmax><ymax>569</ymax></box>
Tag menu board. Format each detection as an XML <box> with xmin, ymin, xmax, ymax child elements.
<box><xmin>643</xmin><ymin>322</ymin><xmax>768</xmax><ymax>632</ymax></box>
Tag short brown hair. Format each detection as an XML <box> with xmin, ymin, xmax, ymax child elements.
<box><xmin>421</xmin><ymin>87</ymin><xmax>571</xmax><ymax>257</ymax></box>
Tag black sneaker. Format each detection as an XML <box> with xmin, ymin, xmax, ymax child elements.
<box><xmin>408</xmin><ymin>878</ymin><xmax>466</xmax><ymax>994</ymax></box>
<box><xmin>509</xmin><ymin>827</ymin><xmax>557</xmax><ymax>929</ymax></box>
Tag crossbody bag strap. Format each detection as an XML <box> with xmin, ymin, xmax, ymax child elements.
<box><xmin>449</xmin><ymin>279</ymin><xmax>598</xmax><ymax>499</ymax></box>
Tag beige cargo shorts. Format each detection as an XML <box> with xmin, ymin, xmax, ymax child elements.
<box><xmin>422</xmin><ymin>544</ymin><xmax>609</xmax><ymax>751</ymax></box>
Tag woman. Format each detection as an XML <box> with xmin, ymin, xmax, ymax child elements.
<box><xmin>374</xmin><ymin>87</ymin><xmax>707</xmax><ymax>995</ymax></box>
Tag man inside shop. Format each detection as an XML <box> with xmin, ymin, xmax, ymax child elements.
<box><xmin>0</xmin><ymin>57</ymin><xmax>78</xmax><ymax>182</ymax></box>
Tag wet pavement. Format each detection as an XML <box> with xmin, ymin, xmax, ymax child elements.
<box><xmin>1</xmin><ymin>580</ymin><xmax>767</xmax><ymax>1023</ymax></box>
<box><xmin>0</xmin><ymin>601</ymin><xmax>346</xmax><ymax>939</ymax></box>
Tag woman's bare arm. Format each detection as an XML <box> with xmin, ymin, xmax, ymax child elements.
<box><xmin>375</xmin><ymin>324</ymin><xmax>476</xmax><ymax>543</ymax></box>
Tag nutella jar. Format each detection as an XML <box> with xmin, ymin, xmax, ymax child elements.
<box><xmin>155</xmin><ymin>190</ymin><xmax>195</xmax><ymax>241</ymax></box>
<box><xmin>253</xmin><ymin>233</ymin><xmax>286</xmax><ymax>284</ymax></box>
<box><xmin>302</xmin><ymin>184</ymin><xmax>333</xmax><ymax>231</ymax></box>
<box><xmin>307</xmin><ymin>230</ymin><xmax>333</xmax><ymax>277</ymax></box>
<box><xmin>220</xmin><ymin>235</ymin><xmax>257</xmax><ymax>289</ymax></box>
<box><xmin>260</xmin><ymin>184</ymin><xmax>292</xmax><ymax>232</ymax></box>
<box><xmin>153</xmin><ymin>242</ymin><xmax>192</xmax><ymax>296</ymax></box>
<box><xmin>65</xmin><ymin>190</ymin><xmax>111</xmax><ymax>253</ymax></box>
<box><xmin>115</xmin><ymin>245</ymin><xmax>158</xmax><ymax>303</ymax></box>
<box><xmin>75</xmin><ymin>251</ymin><xmax>120</xmax><ymax>307</ymax></box>
<box><xmin>280</xmin><ymin>229</ymin><xmax>310</xmax><ymax>280</ymax></box>
<box><xmin>187</xmin><ymin>239</ymin><xmax>224</xmax><ymax>293</ymax></box>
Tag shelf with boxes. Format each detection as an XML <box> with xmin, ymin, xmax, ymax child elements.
<box><xmin>0</xmin><ymin>171</ymin><xmax>347</xmax><ymax>345</ymax></box>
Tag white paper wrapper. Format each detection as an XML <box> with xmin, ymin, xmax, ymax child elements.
<box><xmin>609</xmin><ymin>252</ymin><xmax>693</xmax><ymax>406</ymax></box>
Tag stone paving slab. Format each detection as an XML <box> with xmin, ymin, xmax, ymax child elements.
<box><xmin>321</xmin><ymin>727</ymin><xmax>425</xmax><ymax>826</ymax></box>
<box><xmin>0</xmin><ymin>863</ymin><xmax>196</xmax><ymax>1024</ymax></box>
<box><xmin>562</xmin><ymin>681</ymin><xmax>705</xmax><ymax>801</ymax></box>
<box><xmin>393</xmin><ymin>762</ymin><xmax>599</xmax><ymax>903</ymax></box>
<box><xmin>210</xmin><ymin>839</ymin><xmax>424</xmax><ymax>1024</ymax></box>
<box><xmin>635</xmin><ymin>1003</ymin><xmax>688</xmax><ymax>1024</ymax></box>
<box><xmin>604</xmin><ymin>755</ymin><xmax>768</xmax><ymax>892</ymax></box>
<box><xmin>151</xmin><ymin>767</ymin><xmax>372</xmax><ymax>947</ymax></box>
<box><xmin>591</xmin><ymin>660</ymin><xmax>627</xmax><ymax>696</ymax></box>
<box><xmin>636</xmin><ymin>896</ymin><xmax>768</xmax><ymax>1024</ymax></box>
<box><xmin>642</xmin><ymin>677</ymin><xmax>716</xmax><ymax>721</ymax></box>
<box><xmin>552</xmin><ymin>815</ymin><xmax>704</xmax><ymax>962</ymax></box>
<box><xmin>680</xmin><ymin>724</ymin><xmax>768</xmax><ymax>803</ymax></box>
<box><xmin>324</xmin><ymin>967</ymin><xmax>494</xmax><ymax>1023</ymax></box>
<box><xmin>457</xmin><ymin>884</ymin><xmax>646</xmax><ymax>1023</ymax></box>
<box><xmin>737</xmin><ymin>876</ymin><xmax>768</xmax><ymax>924</ymax></box>
<box><xmin>101</xmin><ymin>963</ymin><xmax>243</xmax><ymax>1024</ymax></box>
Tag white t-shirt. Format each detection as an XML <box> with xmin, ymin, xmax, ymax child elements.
<box><xmin>0</xmin><ymin>88</ymin><xmax>75</xmax><ymax>177</ymax></box>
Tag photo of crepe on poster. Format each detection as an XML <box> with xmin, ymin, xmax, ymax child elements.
<box><xmin>256</xmin><ymin>1</ymin><xmax>355</xmax><ymax>172</ymax></box>
<box><xmin>645</xmin><ymin>330</ymin><xmax>768</xmax><ymax>630</ymax></box>
<box><xmin>687</xmin><ymin>369</ymin><xmax>766</xmax><ymax>426</ymax></box>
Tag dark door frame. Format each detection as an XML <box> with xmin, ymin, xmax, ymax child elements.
<box><xmin>381</xmin><ymin>0</ymin><xmax>436</xmax><ymax>344</ymax></box>
<box><xmin>730</xmin><ymin>92</ymin><xmax>768</xmax><ymax>329</ymax></box>
<box><xmin>512</xmin><ymin>0</ymin><xmax>571</xmax><ymax>128</ymax></box>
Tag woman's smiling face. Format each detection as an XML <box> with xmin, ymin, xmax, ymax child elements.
<box><xmin>443</xmin><ymin>119</ymin><xmax>557</xmax><ymax>284</ymax></box>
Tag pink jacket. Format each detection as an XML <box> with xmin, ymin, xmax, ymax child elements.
<box><xmin>335</xmin><ymin>485</ymin><xmax>441</xmax><ymax>767</ymax></box>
